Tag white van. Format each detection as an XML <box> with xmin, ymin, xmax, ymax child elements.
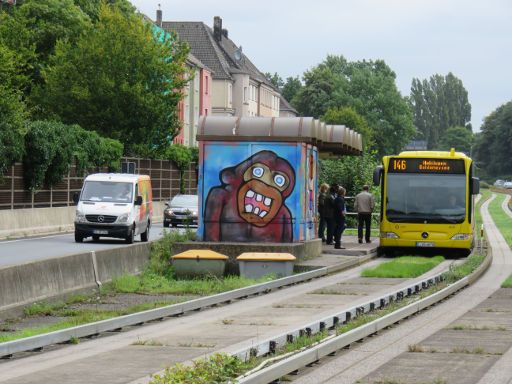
<box><xmin>74</xmin><ymin>173</ymin><xmax>153</xmax><ymax>244</ymax></box>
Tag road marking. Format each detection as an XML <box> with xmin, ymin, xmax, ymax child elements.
<box><xmin>0</xmin><ymin>233</ymin><xmax>71</xmax><ymax>245</ymax></box>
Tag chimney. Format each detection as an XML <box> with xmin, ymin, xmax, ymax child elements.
<box><xmin>156</xmin><ymin>5</ymin><xmax>162</xmax><ymax>27</ymax></box>
<box><xmin>213</xmin><ymin>16</ymin><xmax>222</xmax><ymax>41</ymax></box>
<box><xmin>222</xmin><ymin>28</ymin><xmax>228</xmax><ymax>38</ymax></box>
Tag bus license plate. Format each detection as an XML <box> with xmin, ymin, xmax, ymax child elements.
<box><xmin>93</xmin><ymin>230</ymin><xmax>108</xmax><ymax>235</ymax></box>
<box><xmin>416</xmin><ymin>242</ymin><xmax>435</xmax><ymax>247</ymax></box>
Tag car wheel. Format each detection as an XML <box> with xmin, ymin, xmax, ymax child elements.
<box><xmin>141</xmin><ymin>221</ymin><xmax>150</xmax><ymax>242</ymax></box>
<box><xmin>163</xmin><ymin>220</ymin><xmax>170</xmax><ymax>228</ymax></box>
<box><xmin>125</xmin><ymin>226</ymin><xmax>134</xmax><ymax>244</ymax></box>
<box><xmin>75</xmin><ymin>232</ymin><xmax>83</xmax><ymax>243</ymax></box>
<box><xmin>92</xmin><ymin>235</ymin><xmax>100</xmax><ymax>241</ymax></box>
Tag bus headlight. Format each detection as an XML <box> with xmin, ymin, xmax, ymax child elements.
<box><xmin>381</xmin><ymin>232</ymin><xmax>399</xmax><ymax>239</ymax></box>
<box><xmin>451</xmin><ymin>234</ymin><xmax>471</xmax><ymax>240</ymax></box>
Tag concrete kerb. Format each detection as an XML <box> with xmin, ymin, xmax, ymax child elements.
<box><xmin>0</xmin><ymin>242</ymin><xmax>152</xmax><ymax>315</ymax></box>
<box><xmin>235</xmin><ymin>251</ymin><xmax>492</xmax><ymax>384</ymax></box>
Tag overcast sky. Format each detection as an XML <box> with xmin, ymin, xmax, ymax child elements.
<box><xmin>130</xmin><ymin>0</ymin><xmax>511</xmax><ymax>131</ymax></box>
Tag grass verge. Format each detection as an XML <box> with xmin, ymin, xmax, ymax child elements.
<box><xmin>475</xmin><ymin>189</ymin><xmax>492</xmax><ymax>241</ymax></box>
<box><xmin>361</xmin><ymin>256</ymin><xmax>445</xmax><ymax>278</ymax></box>
<box><xmin>488</xmin><ymin>192</ymin><xmax>512</xmax><ymax>248</ymax></box>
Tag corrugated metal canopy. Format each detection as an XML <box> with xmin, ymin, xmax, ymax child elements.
<box><xmin>197</xmin><ymin>116</ymin><xmax>362</xmax><ymax>155</ymax></box>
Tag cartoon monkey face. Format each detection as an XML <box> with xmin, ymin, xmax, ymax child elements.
<box><xmin>237</xmin><ymin>162</ymin><xmax>290</xmax><ymax>227</ymax></box>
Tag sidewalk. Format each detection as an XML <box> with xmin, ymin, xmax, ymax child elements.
<box><xmin>297</xmin><ymin>235</ymin><xmax>378</xmax><ymax>270</ymax></box>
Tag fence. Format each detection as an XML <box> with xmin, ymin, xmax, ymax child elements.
<box><xmin>0</xmin><ymin>158</ymin><xmax>197</xmax><ymax>210</ymax></box>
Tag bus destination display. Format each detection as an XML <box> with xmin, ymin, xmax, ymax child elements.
<box><xmin>388</xmin><ymin>158</ymin><xmax>465</xmax><ymax>174</ymax></box>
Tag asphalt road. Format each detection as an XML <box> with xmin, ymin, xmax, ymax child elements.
<box><xmin>0</xmin><ymin>224</ymin><xmax>191</xmax><ymax>268</ymax></box>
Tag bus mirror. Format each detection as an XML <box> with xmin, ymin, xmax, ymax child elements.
<box><xmin>472</xmin><ymin>177</ymin><xmax>480</xmax><ymax>195</ymax></box>
<box><xmin>373</xmin><ymin>166</ymin><xmax>383</xmax><ymax>186</ymax></box>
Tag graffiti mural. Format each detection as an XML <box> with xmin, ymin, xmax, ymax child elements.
<box><xmin>204</xmin><ymin>150</ymin><xmax>295</xmax><ymax>242</ymax></box>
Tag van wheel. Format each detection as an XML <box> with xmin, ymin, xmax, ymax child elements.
<box><xmin>141</xmin><ymin>221</ymin><xmax>150</xmax><ymax>242</ymax></box>
<box><xmin>92</xmin><ymin>235</ymin><xmax>100</xmax><ymax>242</ymax></box>
<box><xmin>125</xmin><ymin>226</ymin><xmax>134</xmax><ymax>244</ymax></box>
<box><xmin>163</xmin><ymin>220</ymin><xmax>170</xmax><ymax>228</ymax></box>
<box><xmin>75</xmin><ymin>232</ymin><xmax>83</xmax><ymax>243</ymax></box>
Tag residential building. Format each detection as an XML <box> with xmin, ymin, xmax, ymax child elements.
<box><xmin>279</xmin><ymin>96</ymin><xmax>298</xmax><ymax>117</ymax></box>
<box><xmin>175</xmin><ymin>54</ymin><xmax>212</xmax><ymax>147</ymax></box>
<box><xmin>162</xmin><ymin>16</ymin><xmax>281</xmax><ymax>118</ymax></box>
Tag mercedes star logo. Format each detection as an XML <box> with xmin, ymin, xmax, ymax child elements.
<box><xmin>98</xmin><ymin>215</ymin><xmax>104</xmax><ymax>223</ymax></box>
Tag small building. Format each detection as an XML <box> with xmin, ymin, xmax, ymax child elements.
<box><xmin>279</xmin><ymin>96</ymin><xmax>298</xmax><ymax>117</ymax></box>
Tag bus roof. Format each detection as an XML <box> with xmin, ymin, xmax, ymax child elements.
<box><xmin>396</xmin><ymin>150</ymin><xmax>469</xmax><ymax>159</ymax></box>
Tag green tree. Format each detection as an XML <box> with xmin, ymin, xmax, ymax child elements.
<box><xmin>438</xmin><ymin>126</ymin><xmax>474</xmax><ymax>154</ymax></box>
<box><xmin>73</xmin><ymin>0</ymin><xmax>135</xmax><ymax>21</ymax></box>
<box><xmin>0</xmin><ymin>0</ymin><xmax>91</xmax><ymax>97</ymax></box>
<box><xmin>473</xmin><ymin>101</ymin><xmax>512</xmax><ymax>178</ymax></box>
<box><xmin>409</xmin><ymin>72</ymin><xmax>471</xmax><ymax>149</ymax></box>
<box><xmin>295</xmin><ymin>55</ymin><xmax>414</xmax><ymax>156</ymax></box>
<box><xmin>281</xmin><ymin>76</ymin><xmax>302</xmax><ymax>108</ymax></box>
<box><xmin>264</xmin><ymin>72</ymin><xmax>284</xmax><ymax>89</ymax></box>
<box><xmin>165</xmin><ymin>144</ymin><xmax>194</xmax><ymax>193</ymax></box>
<box><xmin>322</xmin><ymin>106</ymin><xmax>374</xmax><ymax>149</ymax></box>
<box><xmin>36</xmin><ymin>3</ymin><xmax>190</xmax><ymax>155</ymax></box>
<box><xmin>0</xmin><ymin>45</ymin><xmax>27</xmax><ymax>176</ymax></box>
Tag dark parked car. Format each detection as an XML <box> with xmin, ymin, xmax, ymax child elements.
<box><xmin>163</xmin><ymin>194</ymin><xmax>198</xmax><ymax>227</ymax></box>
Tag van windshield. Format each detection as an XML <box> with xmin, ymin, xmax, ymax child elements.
<box><xmin>81</xmin><ymin>181</ymin><xmax>133</xmax><ymax>203</ymax></box>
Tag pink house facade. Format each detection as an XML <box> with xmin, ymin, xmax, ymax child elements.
<box><xmin>174</xmin><ymin>54</ymin><xmax>212</xmax><ymax>147</ymax></box>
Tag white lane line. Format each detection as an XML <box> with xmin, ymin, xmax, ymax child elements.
<box><xmin>0</xmin><ymin>233</ymin><xmax>71</xmax><ymax>245</ymax></box>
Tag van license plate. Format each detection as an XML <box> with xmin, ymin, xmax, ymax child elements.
<box><xmin>416</xmin><ymin>242</ymin><xmax>435</xmax><ymax>247</ymax></box>
<box><xmin>93</xmin><ymin>230</ymin><xmax>108</xmax><ymax>235</ymax></box>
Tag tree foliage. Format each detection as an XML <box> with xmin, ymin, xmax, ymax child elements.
<box><xmin>264</xmin><ymin>72</ymin><xmax>284</xmax><ymax>89</ymax></box>
<box><xmin>0</xmin><ymin>45</ymin><xmax>27</xmax><ymax>176</ymax></box>
<box><xmin>322</xmin><ymin>106</ymin><xmax>374</xmax><ymax>149</ymax></box>
<box><xmin>318</xmin><ymin>152</ymin><xmax>379</xmax><ymax>198</ymax></box>
<box><xmin>281</xmin><ymin>76</ymin><xmax>302</xmax><ymax>108</ymax></box>
<box><xmin>473</xmin><ymin>101</ymin><xmax>512</xmax><ymax>178</ymax></box>
<box><xmin>23</xmin><ymin>121</ymin><xmax>123</xmax><ymax>190</ymax></box>
<box><xmin>165</xmin><ymin>144</ymin><xmax>195</xmax><ymax>193</ymax></box>
<box><xmin>438</xmin><ymin>126</ymin><xmax>474</xmax><ymax>154</ymax></box>
<box><xmin>294</xmin><ymin>55</ymin><xmax>414</xmax><ymax>156</ymax></box>
<box><xmin>35</xmin><ymin>3</ymin><xmax>190</xmax><ymax>155</ymax></box>
<box><xmin>409</xmin><ymin>72</ymin><xmax>471</xmax><ymax>150</ymax></box>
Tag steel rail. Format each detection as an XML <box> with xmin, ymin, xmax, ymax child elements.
<box><xmin>236</xmin><ymin>250</ymin><xmax>492</xmax><ymax>384</ymax></box>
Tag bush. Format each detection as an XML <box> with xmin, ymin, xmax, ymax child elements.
<box><xmin>0</xmin><ymin>86</ymin><xmax>26</xmax><ymax>177</ymax></box>
<box><xmin>480</xmin><ymin>181</ymin><xmax>490</xmax><ymax>189</ymax></box>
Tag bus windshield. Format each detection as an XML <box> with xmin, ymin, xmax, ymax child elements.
<box><xmin>386</xmin><ymin>173</ymin><xmax>466</xmax><ymax>223</ymax></box>
<box><xmin>81</xmin><ymin>181</ymin><xmax>133</xmax><ymax>203</ymax></box>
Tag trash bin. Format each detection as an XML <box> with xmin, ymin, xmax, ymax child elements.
<box><xmin>171</xmin><ymin>250</ymin><xmax>228</xmax><ymax>278</ymax></box>
<box><xmin>237</xmin><ymin>252</ymin><xmax>296</xmax><ymax>279</ymax></box>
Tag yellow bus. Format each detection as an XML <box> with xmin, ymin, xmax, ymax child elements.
<box><xmin>373</xmin><ymin>149</ymin><xmax>480</xmax><ymax>256</ymax></box>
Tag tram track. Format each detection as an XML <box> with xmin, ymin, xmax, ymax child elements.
<box><xmin>259</xmin><ymin>193</ymin><xmax>512</xmax><ymax>384</ymax></box>
<box><xmin>0</xmin><ymin>252</ymin><xmax>460</xmax><ymax>384</ymax></box>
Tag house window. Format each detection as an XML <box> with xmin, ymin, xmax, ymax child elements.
<box><xmin>244</xmin><ymin>87</ymin><xmax>248</xmax><ymax>102</ymax></box>
<box><xmin>205</xmin><ymin>76</ymin><xmax>209</xmax><ymax>94</ymax></box>
<box><xmin>205</xmin><ymin>109</ymin><xmax>208</xmax><ymax>116</ymax></box>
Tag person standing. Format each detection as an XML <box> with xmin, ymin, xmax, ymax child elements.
<box><xmin>333</xmin><ymin>186</ymin><xmax>346</xmax><ymax>249</ymax></box>
<box><xmin>324</xmin><ymin>184</ymin><xmax>337</xmax><ymax>245</ymax></box>
<box><xmin>317</xmin><ymin>183</ymin><xmax>330</xmax><ymax>242</ymax></box>
<box><xmin>354</xmin><ymin>185</ymin><xmax>375</xmax><ymax>244</ymax></box>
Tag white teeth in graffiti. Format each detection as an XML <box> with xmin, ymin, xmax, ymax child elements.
<box><xmin>245</xmin><ymin>204</ymin><xmax>253</xmax><ymax>213</ymax></box>
<box><xmin>246</xmin><ymin>190</ymin><xmax>255</xmax><ymax>198</ymax></box>
<box><xmin>254</xmin><ymin>207</ymin><xmax>260</xmax><ymax>215</ymax></box>
<box><xmin>259</xmin><ymin>211</ymin><xmax>267</xmax><ymax>218</ymax></box>
<box><xmin>264</xmin><ymin>197</ymin><xmax>272</xmax><ymax>206</ymax></box>
<box><xmin>256</xmin><ymin>194</ymin><xmax>263</xmax><ymax>202</ymax></box>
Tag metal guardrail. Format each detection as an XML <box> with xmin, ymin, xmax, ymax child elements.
<box><xmin>0</xmin><ymin>253</ymin><xmax>378</xmax><ymax>358</ymax></box>
<box><xmin>236</xmin><ymin>251</ymin><xmax>492</xmax><ymax>383</ymax></box>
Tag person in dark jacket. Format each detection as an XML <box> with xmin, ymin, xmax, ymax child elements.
<box><xmin>333</xmin><ymin>186</ymin><xmax>346</xmax><ymax>249</ymax></box>
<box><xmin>324</xmin><ymin>184</ymin><xmax>338</xmax><ymax>245</ymax></box>
<box><xmin>317</xmin><ymin>183</ymin><xmax>330</xmax><ymax>242</ymax></box>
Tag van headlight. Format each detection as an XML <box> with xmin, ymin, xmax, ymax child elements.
<box><xmin>117</xmin><ymin>213</ymin><xmax>129</xmax><ymax>223</ymax></box>
<box><xmin>451</xmin><ymin>234</ymin><xmax>471</xmax><ymax>240</ymax></box>
<box><xmin>75</xmin><ymin>210</ymin><xmax>87</xmax><ymax>223</ymax></box>
<box><xmin>381</xmin><ymin>232</ymin><xmax>399</xmax><ymax>239</ymax></box>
